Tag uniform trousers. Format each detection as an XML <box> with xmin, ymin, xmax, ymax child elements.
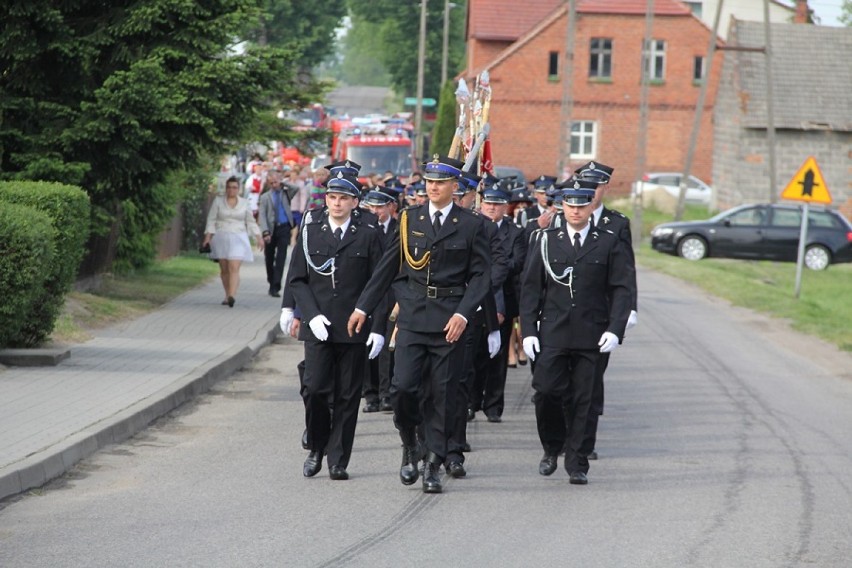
<box><xmin>264</xmin><ymin>223</ymin><xmax>291</xmax><ymax>293</ymax></box>
<box><xmin>532</xmin><ymin>345</ymin><xmax>599</xmax><ymax>474</ymax></box>
<box><xmin>478</xmin><ymin>318</ymin><xmax>513</xmax><ymax>418</ymax></box>
<box><xmin>446</xmin><ymin>314</ymin><xmax>485</xmax><ymax>464</ymax></box>
<box><xmin>302</xmin><ymin>341</ymin><xmax>365</xmax><ymax>468</ymax></box>
<box><xmin>579</xmin><ymin>352</ymin><xmax>608</xmax><ymax>456</ymax></box>
<box><xmin>362</xmin><ymin>324</ymin><xmax>394</xmax><ymax>404</ymax></box>
<box><xmin>392</xmin><ymin>328</ymin><xmax>465</xmax><ymax>463</ymax></box>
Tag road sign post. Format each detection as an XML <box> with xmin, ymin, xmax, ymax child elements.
<box><xmin>780</xmin><ymin>157</ymin><xmax>832</xmax><ymax>299</ymax></box>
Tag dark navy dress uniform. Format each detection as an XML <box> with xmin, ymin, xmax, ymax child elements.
<box><xmin>288</xmin><ymin>174</ymin><xmax>385</xmax><ymax>477</ymax></box>
<box><xmin>354</xmin><ymin>156</ymin><xmax>491</xmax><ymax>492</ymax></box>
<box><xmin>519</xmin><ymin>186</ymin><xmax>632</xmax><ymax>482</ymax></box>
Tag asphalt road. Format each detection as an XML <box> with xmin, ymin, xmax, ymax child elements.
<box><xmin>1</xmin><ymin>268</ymin><xmax>851</xmax><ymax>567</ymax></box>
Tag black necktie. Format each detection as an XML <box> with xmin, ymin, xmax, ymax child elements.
<box><xmin>432</xmin><ymin>211</ymin><xmax>443</xmax><ymax>235</ymax></box>
<box><xmin>334</xmin><ymin>227</ymin><xmax>342</xmax><ymax>241</ymax></box>
<box><xmin>573</xmin><ymin>232</ymin><xmax>582</xmax><ymax>253</ymax></box>
<box><xmin>589</xmin><ymin>215</ymin><xmax>596</xmax><ymax>230</ymax></box>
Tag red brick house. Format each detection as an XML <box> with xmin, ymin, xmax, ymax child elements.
<box><xmin>464</xmin><ymin>0</ymin><xmax>723</xmax><ymax>195</ymax></box>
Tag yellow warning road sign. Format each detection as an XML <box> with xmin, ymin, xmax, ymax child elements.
<box><xmin>781</xmin><ymin>157</ymin><xmax>832</xmax><ymax>204</ymax></box>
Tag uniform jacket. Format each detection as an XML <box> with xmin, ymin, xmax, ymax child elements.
<box><xmin>494</xmin><ymin>216</ymin><xmax>527</xmax><ymax>320</ymax></box>
<box><xmin>519</xmin><ymin>226</ymin><xmax>632</xmax><ymax>350</ymax></box>
<box><xmin>356</xmin><ymin>203</ymin><xmax>491</xmax><ymax>334</ymax></box>
<box><xmin>595</xmin><ymin>206</ymin><xmax>638</xmax><ymax>311</ymax></box>
<box><xmin>288</xmin><ymin>210</ymin><xmax>386</xmax><ymax>343</ymax></box>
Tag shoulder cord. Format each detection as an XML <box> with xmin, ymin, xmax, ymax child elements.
<box><xmin>301</xmin><ymin>220</ymin><xmax>335</xmax><ymax>278</ymax></box>
<box><xmin>539</xmin><ymin>231</ymin><xmax>574</xmax><ymax>296</ymax></box>
<box><xmin>399</xmin><ymin>210</ymin><xmax>430</xmax><ymax>271</ymax></box>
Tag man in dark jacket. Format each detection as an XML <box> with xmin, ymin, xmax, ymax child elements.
<box><xmin>288</xmin><ymin>172</ymin><xmax>386</xmax><ymax>481</ymax></box>
<box><xmin>348</xmin><ymin>155</ymin><xmax>491</xmax><ymax>494</ymax></box>
<box><xmin>519</xmin><ymin>181</ymin><xmax>632</xmax><ymax>485</ymax></box>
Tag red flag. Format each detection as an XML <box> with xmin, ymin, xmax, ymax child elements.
<box><xmin>480</xmin><ymin>139</ymin><xmax>494</xmax><ymax>176</ymax></box>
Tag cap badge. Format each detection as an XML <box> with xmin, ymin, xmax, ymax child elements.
<box><xmin>336</xmin><ymin>171</ymin><xmax>344</xmax><ymax>179</ymax></box>
<box><xmin>345</xmin><ymin>160</ymin><xmax>351</xmax><ymax>168</ymax></box>
<box><xmin>589</xmin><ymin>162</ymin><xmax>597</xmax><ymax>170</ymax></box>
<box><xmin>432</xmin><ymin>154</ymin><xmax>440</xmax><ymax>163</ymax></box>
<box><xmin>573</xmin><ymin>181</ymin><xmax>580</xmax><ymax>189</ymax></box>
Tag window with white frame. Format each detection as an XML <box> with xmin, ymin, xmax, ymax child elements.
<box><xmin>570</xmin><ymin>121</ymin><xmax>597</xmax><ymax>159</ymax></box>
<box><xmin>642</xmin><ymin>39</ymin><xmax>666</xmax><ymax>81</ymax></box>
<box><xmin>589</xmin><ymin>38</ymin><xmax>612</xmax><ymax>78</ymax></box>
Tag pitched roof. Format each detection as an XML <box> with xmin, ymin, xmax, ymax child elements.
<box><xmin>468</xmin><ymin>0</ymin><xmax>692</xmax><ymax>41</ymax></box>
<box><xmin>731</xmin><ymin>21</ymin><xmax>852</xmax><ymax>131</ymax></box>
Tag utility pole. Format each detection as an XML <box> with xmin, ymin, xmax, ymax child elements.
<box><xmin>441</xmin><ymin>0</ymin><xmax>452</xmax><ymax>86</ymax></box>
<box><xmin>674</xmin><ymin>0</ymin><xmax>723</xmax><ymax>221</ymax></box>
<box><xmin>632</xmin><ymin>0</ymin><xmax>654</xmax><ymax>245</ymax></box>
<box><xmin>764</xmin><ymin>0</ymin><xmax>778</xmax><ymax>203</ymax></box>
<box><xmin>415</xmin><ymin>0</ymin><xmax>428</xmax><ymax>162</ymax></box>
<box><xmin>557</xmin><ymin>0</ymin><xmax>577</xmax><ymax>177</ymax></box>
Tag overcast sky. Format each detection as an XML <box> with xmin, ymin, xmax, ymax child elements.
<box><xmin>803</xmin><ymin>0</ymin><xmax>846</xmax><ymax>26</ymax></box>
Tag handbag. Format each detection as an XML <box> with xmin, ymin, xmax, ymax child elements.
<box><xmin>199</xmin><ymin>242</ymin><xmax>211</xmax><ymax>254</ymax></box>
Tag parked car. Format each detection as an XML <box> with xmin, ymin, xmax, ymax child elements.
<box><xmin>650</xmin><ymin>203</ymin><xmax>852</xmax><ymax>270</ymax></box>
<box><xmin>632</xmin><ymin>172</ymin><xmax>713</xmax><ymax>204</ymax></box>
<box><xmin>493</xmin><ymin>166</ymin><xmax>527</xmax><ymax>187</ymax></box>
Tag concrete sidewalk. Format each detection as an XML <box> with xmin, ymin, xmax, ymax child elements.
<box><xmin>0</xmin><ymin>261</ymin><xmax>282</xmax><ymax>502</ymax></box>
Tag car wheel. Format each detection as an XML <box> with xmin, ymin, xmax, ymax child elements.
<box><xmin>677</xmin><ymin>235</ymin><xmax>708</xmax><ymax>261</ymax></box>
<box><xmin>804</xmin><ymin>244</ymin><xmax>831</xmax><ymax>271</ymax></box>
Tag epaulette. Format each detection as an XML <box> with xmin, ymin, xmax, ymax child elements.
<box><xmin>305</xmin><ymin>209</ymin><xmax>325</xmax><ymax>224</ymax></box>
<box><xmin>607</xmin><ymin>208</ymin><xmax>627</xmax><ymax>218</ymax></box>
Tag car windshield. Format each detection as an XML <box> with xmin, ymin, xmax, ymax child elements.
<box><xmin>347</xmin><ymin>146</ymin><xmax>413</xmax><ymax>176</ymax></box>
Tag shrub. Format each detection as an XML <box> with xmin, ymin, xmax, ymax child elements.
<box><xmin>0</xmin><ymin>202</ymin><xmax>55</xmax><ymax>348</ymax></box>
<box><xmin>0</xmin><ymin>181</ymin><xmax>90</xmax><ymax>346</ymax></box>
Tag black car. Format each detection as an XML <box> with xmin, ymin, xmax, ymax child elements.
<box><xmin>651</xmin><ymin>203</ymin><xmax>852</xmax><ymax>270</ymax></box>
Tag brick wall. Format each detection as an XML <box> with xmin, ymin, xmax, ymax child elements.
<box><xmin>473</xmin><ymin>12</ymin><xmax>721</xmax><ymax>196</ymax></box>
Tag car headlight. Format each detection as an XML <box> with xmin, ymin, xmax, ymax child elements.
<box><xmin>651</xmin><ymin>227</ymin><xmax>673</xmax><ymax>237</ymax></box>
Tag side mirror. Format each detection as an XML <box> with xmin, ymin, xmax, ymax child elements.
<box><xmin>722</xmin><ymin>219</ymin><xmax>731</xmax><ymax>227</ymax></box>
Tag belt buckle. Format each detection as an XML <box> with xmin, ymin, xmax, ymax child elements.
<box><xmin>426</xmin><ymin>285</ymin><xmax>438</xmax><ymax>298</ymax></box>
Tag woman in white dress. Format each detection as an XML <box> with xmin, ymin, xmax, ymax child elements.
<box><xmin>201</xmin><ymin>176</ymin><xmax>264</xmax><ymax>307</ymax></box>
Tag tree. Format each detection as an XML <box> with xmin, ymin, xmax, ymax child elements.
<box><xmin>0</xmin><ymin>1</ymin><xmax>335</xmax><ymax>272</ymax></box>
<box><xmin>840</xmin><ymin>0</ymin><xmax>852</xmax><ymax>26</ymax></box>
<box><xmin>430</xmin><ymin>80</ymin><xmax>458</xmax><ymax>155</ymax></box>
<box><xmin>347</xmin><ymin>0</ymin><xmax>467</xmax><ymax>102</ymax></box>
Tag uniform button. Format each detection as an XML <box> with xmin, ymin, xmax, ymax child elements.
<box><xmin>333</xmin><ymin>292</ymin><xmax>338</xmax><ymax>297</ymax></box>
<box><xmin>571</xmin><ymin>304</ymin><xmax>576</xmax><ymax>307</ymax></box>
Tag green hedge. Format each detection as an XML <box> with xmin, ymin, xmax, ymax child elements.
<box><xmin>0</xmin><ymin>202</ymin><xmax>55</xmax><ymax>348</ymax></box>
<box><xmin>0</xmin><ymin>181</ymin><xmax>90</xmax><ymax>346</ymax></box>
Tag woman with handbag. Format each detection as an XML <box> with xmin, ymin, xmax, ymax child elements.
<box><xmin>201</xmin><ymin>176</ymin><xmax>264</xmax><ymax>307</ymax></box>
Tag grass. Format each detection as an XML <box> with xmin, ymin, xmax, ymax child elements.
<box><xmin>636</xmin><ymin>244</ymin><xmax>852</xmax><ymax>352</ymax></box>
<box><xmin>50</xmin><ymin>254</ymin><xmax>220</xmax><ymax>344</ymax></box>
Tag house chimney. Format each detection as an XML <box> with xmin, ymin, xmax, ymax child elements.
<box><xmin>794</xmin><ymin>0</ymin><xmax>810</xmax><ymax>24</ymax></box>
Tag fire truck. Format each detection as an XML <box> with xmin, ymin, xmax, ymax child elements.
<box><xmin>330</xmin><ymin>115</ymin><xmax>417</xmax><ymax>178</ymax></box>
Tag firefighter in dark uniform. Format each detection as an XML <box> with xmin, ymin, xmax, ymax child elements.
<box><xmin>573</xmin><ymin>161</ymin><xmax>638</xmax><ymax>461</ymax></box>
<box><xmin>519</xmin><ymin>181</ymin><xmax>632</xmax><ymax>485</ymax></box>
<box><xmin>287</xmin><ymin>172</ymin><xmax>386</xmax><ymax>481</ymax></box>
<box><xmin>348</xmin><ymin>155</ymin><xmax>491</xmax><ymax>494</ymax></box>
<box><xmin>360</xmin><ymin>187</ymin><xmax>399</xmax><ymax>413</ymax></box>
<box><xmin>474</xmin><ymin>184</ymin><xmax>527</xmax><ymax>422</ymax></box>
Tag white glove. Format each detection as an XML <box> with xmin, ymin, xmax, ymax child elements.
<box><xmin>308</xmin><ymin>315</ymin><xmax>331</xmax><ymax>341</ymax></box>
<box><xmin>626</xmin><ymin>310</ymin><xmax>638</xmax><ymax>331</ymax></box>
<box><xmin>487</xmin><ymin>330</ymin><xmax>501</xmax><ymax>358</ymax></box>
<box><xmin>279</xmin><ymin>308</ymin><xmax>294</xmax><ymax>334</ymax></box>
<box><xmin>366</xmin><ymin>333</ymin><xmax>385</xmax><ymax>360</ymax></box>
<box><xmin>598</xmin><ymin>331</ymin><xmax>619</xmax><ymax>353</ymax></box>
<box><xmin>522</xmin><ymin>336</ymin><xmax>540</xmax><ymax>361</ymax></box>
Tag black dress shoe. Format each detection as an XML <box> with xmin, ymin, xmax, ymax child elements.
<box><xmin>486</xmin><ymin>414</ymin><xmax>502</xmax><ymax>423</ymax></box>
<box><xmin>539</xmin><ymin>454</ymin><xmax>558</xmax><ymax>476</ymax></box>
<box><xmin>227</xmin><ymin>296</ymin><xmax>235</xmax><ymax>308</ymax></box>
<box><xmin>507</xmin><ymin>362</ymin><xmax>517</xmax><ymax>368</ymax></box>
<box><xmin>462</xmin><ymin>442</ymin><xmax>471</xmax><ymax>453</ymax></box>
<box><xmin>379</xmin><ymin>397</ymin><xmax>393</xmax><ymax>412</ymax></box>
<box><xmin>399</xmin><ymin>445</ymin><xmax>419</xmax><ymax>485</ymax></box>
<box><xmin>466</xmin><ymin>408</ymin><xmax>476</xmax><ymax>421</ymax></box>
<box><xmin>518</xmin><ymin>359</ymin><xmax>528</xmax><ymax>366</ymax></box>
<box><xmin>362</xmin><ymin>400</ymin><xmax>380</xmax><ymax>413</ymax></box>
<box><xmin>422</xmin><ymin>462</ymin><xmax>442</xmax><ymax>493</ymax></box>
<box><xmin>569</xmin><ymin>471</ymin><xmax>588</xmax><ymax>485</ymax></box>
<box><xmin>268</xmin><ymin>290</ymin><xmax>281</xmax><ymax>297</ymax></box>
<box><xmin>446</xmin><ymin>461</ymin><xmax>466</xmax><ymax>478</ymax></box>
<box><xmin>587</xmin><ymin>450</ymin><xmax>598</xmax><ymax>461</ymax></box>
<box><xmin>303</xmin><ymin>451</ymin><xmax>323</xmax><ymax>477</ymax></box>
<box><xmin>301</xmin><ymin>429</ymin><xmax>309</xmax><ymax>450</ymax></box>
<box><xmin>329</xmin><ymin>465</ymin><xmax>349</xmax><ymax>480</ymax></box>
